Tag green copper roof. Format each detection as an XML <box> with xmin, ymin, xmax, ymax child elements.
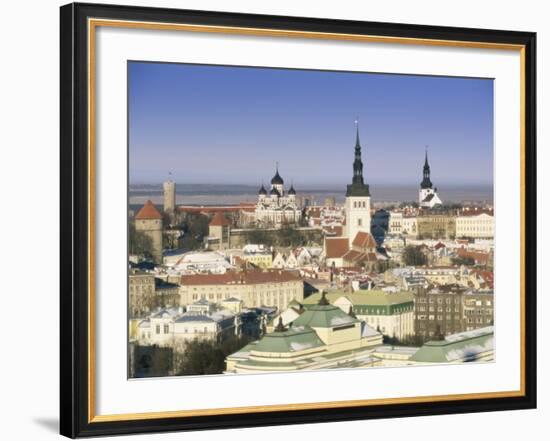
<box><xmin>346</xmin><ymin>182</ymin><xmax>371</xmax><ymax>197</ymax></box>
<box><xmin>291</xmin><ymin>304</ymin><xmax>359</xmax><ymax>328</ymax></box>
<box><xmin>252</xmin><ymin>326</ymin><xmax>325</xmax><ymax>354</ymax></box>
<box><xmin>410</xmin><ymin>327</ymin><xmax>494</xmax><ymax>363</ymax></box>
<box><xmin>303</xmin><ymin>290</ymin><xmax>414</xmax><ymax>307</ymax></box>
<box><xmin>303</xmin><ymin>290</ymin><xmax>413</xmax><ymax>316</ymax></box>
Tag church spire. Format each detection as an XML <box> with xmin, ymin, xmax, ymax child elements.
<box><xmin>355</xmin><ymin>117</ymin><xmax>361</xmax><ymax>148</ymax></box>
<box><xmin>421</xmin><ymin>146</ymin><xmax>433</xmax><ymax>189</ymax></box>
<box><xmin>353</xmin><ymin>118</ymin><xmax>364</xmax><ymax>185</ymax></box>
<box><xmin>346</xmin><ymin>118</ymin><xmax>370</xmax><ymax>197</ymax></box>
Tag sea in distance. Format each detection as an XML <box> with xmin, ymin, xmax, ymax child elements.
<box><xmin>129</xmin><ymin>183</ymin><xmax>493</xmax><ymax>209</ymax></box>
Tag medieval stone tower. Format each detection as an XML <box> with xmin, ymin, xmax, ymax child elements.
<box><xmin>345</xmin><ymin>120</ymin><xmax>372</xmax><ymax>248</ymax></box>
<box><xmin>163</xmin><ymin>178</ymin><xmax>176</xmax><ymax>215</ymax></box>
<box><xmin>208</xmin><ymin>212</ymin><xmax>231</xmax><ymax>250</ymax></box>
<box><xmin>135</xmin><ymin>200</ymin><xmax>163</xmax><ymax>263</ymax></box>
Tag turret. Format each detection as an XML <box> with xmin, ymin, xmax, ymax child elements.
<box><xmin>258</xmin><ymin>184</ymin><xmax>267</xmax><ymax>202</ymax></box>
<box><xmin>134</xmin><ymin>200</ymin><xmax>163</xmax><ymax>263</ymax></box>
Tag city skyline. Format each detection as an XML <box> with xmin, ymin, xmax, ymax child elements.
<box><xmin>129</xmin><ymin>61</ymin><xmax>494</xmax><ymax>187</ymax></box>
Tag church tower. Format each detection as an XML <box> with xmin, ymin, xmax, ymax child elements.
<box><xmin>418</xmin><ymin>147</ymin><xmax>442</xmax><ymax>208</ymax></box>
<box><xmin>345</xmin><ymin>120</ymin><xmax>372</xmax><ymax>247</ymax></box>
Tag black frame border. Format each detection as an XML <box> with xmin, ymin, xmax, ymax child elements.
<box><xmin>60</xmin><ymin>2</ymin><xmax>537</xmax><ymax>438</ymax></box>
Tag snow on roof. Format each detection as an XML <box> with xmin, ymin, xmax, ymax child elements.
<box><xmin>360</xmin><ymin>322</ymin><xmax>380</xmax><ymax>338</ymax></box>
<box><xmin>445</xmin><ymin>326</ymin><xmax>494</xmax><ymax>343</ymax></box>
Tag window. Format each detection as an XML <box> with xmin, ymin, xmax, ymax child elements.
<box><xmin>358</xmin><ymin>218</ymin><xmax>362</xmax><ymax>226</ymax></box>
<box><xmin>163</xmin><ymin>324</ymin><xmax>169</xmax><ymax>334</ymax></box>
<box><xmin>155</xmin><ymin>324</ymin><xmax>160</xmax><ymax>334</ymax></box>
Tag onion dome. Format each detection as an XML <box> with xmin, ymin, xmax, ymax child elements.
<box><xmin>258</xmin><ymin>184</ymin><xmax>267</xmax><ymax>195</ymax></box>
<box><xmin>270</xmin><ymin>187</ymin><xmax>280</xmax><ymax>196</ymax></box>
<box><xmin>271</xmin><ymin>163</ymin><xmax>284</xmax><ymax>185</ymax></box>
<box><xmin>288</xmin><ymin>184</ymin><xmax>296</xmax><ymax>195</ymax></box>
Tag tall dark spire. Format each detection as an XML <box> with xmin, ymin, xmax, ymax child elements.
<box><xmin>355</xmin><ymin>118</ymin><xmax>361</xmax><ymax>149</ymax></box>
<box><xmin>420</xmin><ymin>146</ymin><xmax>433</xmax><ymax>189</ymax></box>
<box><xmin>346</xmin><ymin>118</ymin><xmax>370</xmax><ymax>197</ymax></box>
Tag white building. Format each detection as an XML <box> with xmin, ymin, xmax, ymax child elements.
<box><xmin>250</xmin><ymin>165</ymin><xmax>302</xmax><ymax>227</ymax></box>
<box><xmin>419</xmin><ymin>149</ymin><xmax>442</xmax><ymax>208</ymax></box>
<box><xmin>137</xmin><ymin>302</ymin><xmax>238</xmax><ymax>349</ymax></box>
<box><xmin>166</xmin><ymin>251</ymin><xmax>233</xmax><ymax>274</ymax></box>
<box><xmin>456</xmin><ymin>212</ymin><xmax>494</xmax><ymax>238</ymax></box>
<box><xmin>388</xmin><ymin>211</ymin><xmax>418</xmax><ymax>237</ymax></box>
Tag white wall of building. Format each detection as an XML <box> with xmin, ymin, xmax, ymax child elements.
<box><xmin>345</xmin><ymin>196</ymin><xmax>371</xmax><ymax>247</ymax></box>
<box><xmin>456</xmin><ymin>213</ymin><xmax>494</xmax><ymax>238</ymax></box>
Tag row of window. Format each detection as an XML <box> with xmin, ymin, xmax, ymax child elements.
<box><xmin>416</xmin><ymin>314</ymin><xmax>462</xmax><ymax>321</ymax></box>
<box><xmin>416</xmin><ymin>297</ymin><xmax>462</xmax><ymax>304</ymax></box>
<box><xmin>154</xmin><ymin>324</ymin><xmax>211</xmax><ymax>334</ymax></box>
<box><xmin>417</xmin><ymin>306</ymin><xmax>461</xmax><ymax>313</ymax></box>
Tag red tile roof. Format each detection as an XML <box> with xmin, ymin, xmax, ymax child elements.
<box><xmin>460</xmin><ymin>208</ymin><xmax>494</xmax><ymax>217</ymax></box>
<box><xmin>471</xmin><ymin>269</ymin><xmax>494</xmax><ymax>289</ymax></box>
<box><xmin>323</xmin><ymin>225</ymin><xmax>343</xmax><ymax>236</ymax></box>
<box><xmin>209</xmin><ymin>211</ymin><xmax>230</xmax><ymax>226</ymax></box>
<box><xmin>135</xmin><ymin>200</ymin><xmax>162</xmax><ymax>220</ymax></box>
<box><xmin>343</xmin><ymin>250</ymin><xmax>378</xmax><ymax>263</ymax></box>
<box><xmin>180</xmin><ymin>270</ymin><xmax>302</xmax><ymax>286</ymax></box>
<box><xmin>177</xmin><ymin>204</ymin><xmax>255</xmax><ymax>214</ymax></box>
<box><xmin>351</xmin><ymin>231</ymin><xmax>377</xmax><ymax>249</ymax></box>
<box><xmin>457</xmin><ymin>248</ymin><xmax>490</xmax><ymax>265</ymax></box>
<box><xmin>325</xmin><ymin>238</ymin><xmax>349</xmax><ymax>258</ymax></box>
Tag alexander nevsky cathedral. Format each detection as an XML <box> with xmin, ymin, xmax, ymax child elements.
<box><xmin>244</xmin><ymin>164</ymin><xmax>302</xmax><ymax>227</ymax></box>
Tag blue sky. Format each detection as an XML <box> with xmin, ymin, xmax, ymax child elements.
<box><xmin>128</xmin><ymin>61</ymin><xmax>493</xmax><ymax>188</ymax></box>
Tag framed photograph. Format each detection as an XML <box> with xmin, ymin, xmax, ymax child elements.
<box><xmin>60</xmin><ymin>2</ymin><xmax>537</xmax><ymax>438</ymax></box>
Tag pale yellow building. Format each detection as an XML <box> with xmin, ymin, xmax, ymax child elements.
<box><xmin>129</xmin><ymin>270</ymin><xmax>155</xmax><ymax>317</ymax></box>
<box><xmin>456</xmin><ymin>212</ymin><xmax>494</xmax><ymax>238</ymax></box>
<box><xmin>179</xmin><ymin>270</ymin><xmax>303</xmax><ymax>310</ymax></box>
<box><xmin>243</xmin><ymin>252</ymin><xmax>273</xmax><ymax>269</ymax></box>
<box><xmin>225</xmin><ymin>294</ymin><xmax>383</xmax><ymax>373</ymax></box>
<box><xmin>304</xmin><ymin>290</ymin><xmax>415</xmax><ymax>341</ymax></box>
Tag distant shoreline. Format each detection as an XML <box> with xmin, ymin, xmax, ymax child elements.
<box><xmin>129</xmin><ymin>183</ymin><xmax>493</xmax><ymax>206</ymax></box>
